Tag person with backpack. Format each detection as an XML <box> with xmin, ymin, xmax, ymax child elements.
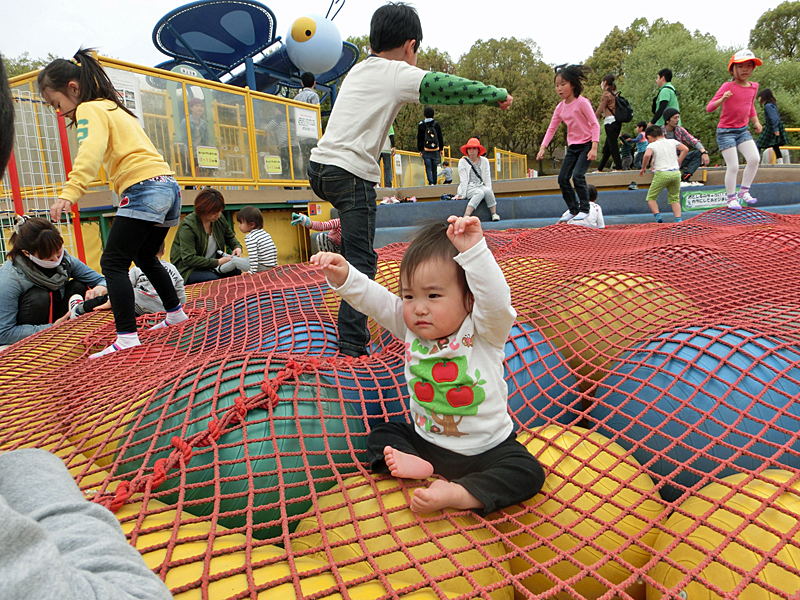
<box><xmin>595</xmin><ymin>74</ymin><xmax>623</xmax><ymax>172</ymax></box>
<box><xmin>417</xmin><ymin>106</ymin><xmax>444</xmax><ymax>185</ymax></box>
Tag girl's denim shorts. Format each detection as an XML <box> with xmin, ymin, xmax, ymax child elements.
<box><xmin>716</xmin><ymin>126</ymin><xmax>753</xmax><ymax>151</ymax></box>
<box><xmin>117</xmin><ymin>176</ymin><xmax>181</xmax><ymax>227</ymax></box>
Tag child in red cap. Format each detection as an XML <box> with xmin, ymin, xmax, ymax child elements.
<box><xmin>707</xmin><ymin>50</ymin><xmax>763</xmax><ymax>209</ymax></box>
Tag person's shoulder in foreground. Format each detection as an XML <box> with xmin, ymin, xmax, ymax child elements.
<box><xmin>0</xmin><ymin>448</ymin><xmax>172</xmax><ymax>600</ymax></box>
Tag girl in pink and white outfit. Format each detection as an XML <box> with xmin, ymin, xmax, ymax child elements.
<box><xmin>536</xmin><ymin>64</ymin><xmax>600</xmax><ymax>223</ymax></box>
<box><xmin>707</xmin><ymin>49</ymin><xmax>763</xmax><ymax>209</ymax></box>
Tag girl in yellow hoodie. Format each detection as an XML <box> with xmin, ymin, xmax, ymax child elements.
<box><xmin>40</xmin><ymin>48</ymin><xmax>188</xmax><ymax>358</ymax></box>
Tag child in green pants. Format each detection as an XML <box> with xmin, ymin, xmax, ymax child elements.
<box><xmin>639</xmin><ymin>125</ymin><xmax>688</xmax><ymax>223</ymax></box>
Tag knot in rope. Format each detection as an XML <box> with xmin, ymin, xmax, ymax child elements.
<box><xmin>171</xmin><ymin>436</ymin><xmax>193</xmax><ymax>462</ymax></box>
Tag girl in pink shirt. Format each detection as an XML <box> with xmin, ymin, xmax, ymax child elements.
<box><xmin>707</xmin><ymin>50</ymin><xmax>763</xmax><ymax>209</ymax></box>
<box><xmin>536</xmin><ymin>65</ymin><xmax>600</xmax><ymax>223</ymax></box>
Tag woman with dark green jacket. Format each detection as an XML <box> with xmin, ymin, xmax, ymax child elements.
<box><xmin>170</xmin><ymin>188</ymin><xmax>245</xmax><ymax>284</ymax></box>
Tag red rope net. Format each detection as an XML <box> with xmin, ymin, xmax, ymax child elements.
<box><xmin>2</xmin><ymin>207</ymin><xmax>800</xmax><ymax>599</ymax></box>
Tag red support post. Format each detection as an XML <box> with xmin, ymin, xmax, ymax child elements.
<box><xmin>56</xmin><ymin>113</ymin><xmax>87</xmax><ymax>263</ymax></box>
<box><xmin>6</xmin><ymin>150</ymin><xmax>25</xmax><ymax>216</ymax></box>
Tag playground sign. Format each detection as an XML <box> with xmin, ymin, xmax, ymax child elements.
<box><xmin>681</xmin><ymin>186</ymin><xmax>729</xmax><ymax>212</ymax></box>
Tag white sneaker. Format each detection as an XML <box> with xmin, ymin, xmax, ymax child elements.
<box><xmin>572</xmin><ymin>211</ymin><xmax>589</xmax><ymax>221</ymax></box>
<box><xmin>68</xmin><ymin>294</ymin><xmax>83</xmax><ymax>319</ymax></box>
<box><xmin>559</xmin><ymin>210</ymin><xmax>573</xmax><ymax>222</ymax></box>
<box><xmin>727</xmin><ymin>199</ymin><xmax>742</xmax><ymax>209</ymax></box>
<box><xmin>738</xmin><ymin>192</ymin><xmax>757</xmax><ymax>205</ymax></box>
<box><xmin>491</xmin><ymin>214</ymin><xmax>500</xmax><ymax>221</ymax></box>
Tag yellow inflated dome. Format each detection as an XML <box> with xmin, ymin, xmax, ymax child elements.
<box><xmin>500</xmin><ymin>425</ymin><xmax>667</xmax><ymax>600</ymax></box>
<box><xmin>291</xmin><ymin>473</ymin><xmax>513</xmax><ymax>600</ymax></box>
<box><xmin>647</xmin><ymin>469</ymin><xmax>800</xmax><ymax>599</ymax></box>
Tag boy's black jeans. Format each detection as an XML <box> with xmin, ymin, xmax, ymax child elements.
<box><xmin>308</xmin><ymin>161</ymin><xmax>378</xmax><ymax>356</ymax></box>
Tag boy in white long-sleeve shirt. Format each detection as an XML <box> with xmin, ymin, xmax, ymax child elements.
<box><xmin>312</xmin><ymin>216</ymin><xmax>544</xmax><ymax>514</ymax></box>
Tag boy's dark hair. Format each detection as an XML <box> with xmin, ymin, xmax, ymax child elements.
<box><xmin>645</xmin><ymin>125</ymin><xmax>663</xmax><ymax>138</ymax></box>
<box><xmin>37</xmin><ymin>48</ymin><xmax>136</xmax><ymax>123</ymax></box>
<box><xmin>8</xmin><ymin>217</ymin><xmax>63</xmax><ymax>262</ymax></box>
<box><xmin>301</xmin><ymin>72</ymin><xmax>315</xmax><ymax>88</ymax></box>
<box><xmin>553</xmin><ymin>64</ymin><xmax>591</xmax><ymax>97</ymax></box>
<box><xmin>443</xmin><ymin>160</ymin><xmax>449</xmax><ymax>166</ymax></box>
<box><xmin>400</xmin><ymin>221</ymin><xmax>472</xmax><ymax>309</ymax></box>
<box><xmin>423</xmin><ymin>105</ymin><xmax>434</xmax><ymax>119</ymax></box>
<box><xmin>621</xmin><ymin>132</ymin><xmax>631</xmax><ymax>140</ymax></box>
<box><xmin>0</xmin><ymin>55</ymin><xmax>14</xmax><ymax>179</ymax></box>
<box><xmin>194</xmin><ymin>187</ymin><xmax>226</xmax><ymax>218</ymax></box>
<box><xmin>636</xmin><ymin>120</ymin><xmax>647</xmax><ymax>129</ymax></box>
<box><xmin>657</xmin><ymin>68</ymin><xmax>673</xmax><ymax>82</ymax></box>
<box><xmin>757</xmin><ymin>88</ymin><xmax>777</xmax><ymax>105</ymax></box>
<box><xmin>588</xmin><ymin>184</ymin><xmax>598</xmax><ymax>203</ymax></box>
<box><xmin>236</xmin><ymin>205</ymin><xmax>263</xmax><ymax>229</ymax></box>
<box><xmin>370</xmin><ymin>2</ymin><xmax>422</xmax><ymax>54</ymax></box>
<box><xmin>601</xmin><ymin>73</ymin><xmax>616</xmax><ymax>92</ymax></box>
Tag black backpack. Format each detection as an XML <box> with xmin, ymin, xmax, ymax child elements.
<box><xmin>614</xmin><ymin>93</ymin><xmax>633</xmax><ymax>124</ymax></box>
<box><xmin>423</xmin><ymin>121</ymin><xmax>439</xmax><ymax>150</ymax></box>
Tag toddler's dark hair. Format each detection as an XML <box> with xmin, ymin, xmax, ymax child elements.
<box><xmin>588</xmin><ymin>184</ymin><xmax>598</xmax><ymax>203</ymax></box>
<box><xmin>8</xmin><ymin>217</ymin><xmax>63</xmax><ymax>262</ymax></box>
<box><xmin>636</xmin><ymin>120</ymin><xmax>647</xmax><ymax>129</ymax></box>
<box><xmin>37</xmin><ymin>48</ymin><xmax>136</xmax><ymax>123</ymax></box>
<box><xmin>621</xmin><ymin>132</ymin><xmax>631</xmax><ymax>140</ymax></box>
<box><xmin>645</xmin><ymin>125</ymin><xmax>663</xmax><ymax>138</ymax></box>
<box><xmin>236</xmin><ymin>206</ymin><xmax>263</xmax><ymax>229</ymax></box>
<box><xmin>370</xmin><ymin>2</ymin><xmax>422</xmax><ymax>54</ymax></box>
<box><xmin>553</xmin><ymin>64</ymin><xmax>592</xmax><ymax>97</ymax></box>
<box><xmin>400</xmin><ymin>221</ymin><xmax>472</xmax><ymax>308</ymax></box>
<box><xmin>757</xmin><ymin>88</ymin><xmax>777</xmax><ymax>105</ymax></box>
<box><xmin>443</xmin><ymin>160</ymin><xmax>449</xmax><ymax>166</ymax></box>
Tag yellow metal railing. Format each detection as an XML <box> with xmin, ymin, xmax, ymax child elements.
<box><xmin>494</xmin><ymin>148</ymin><xmax>528</xmax><ymax>181</ymax></box>
<box><xmin>5</xmin><ymin>54</ymin><xmax>322</xmax><ymax>201</ymax></box>
<box><xmin>769</xmin><ymin>127</ymin><xmax>799</xmax><ymax>163</ymax></box>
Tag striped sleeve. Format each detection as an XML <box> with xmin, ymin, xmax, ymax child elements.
<box><xmin>244</xmin><ymin>229</ymin><xmax>278</xmax><ymax>273</ymax></box>
<box><xmin>308</xmin><ymin>218</ymin><xmax>341</xmax><ymax>246</ymax></box>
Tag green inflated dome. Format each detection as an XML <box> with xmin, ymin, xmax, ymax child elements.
<box><xmin>117</xmin><ymin>359</ymin><xmax>367</xmax><ymax>540</ymax></box>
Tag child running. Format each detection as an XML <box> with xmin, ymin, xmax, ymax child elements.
<box><xmin>536</xmin><ymin>64</ymin><xmax>600</xmax><ymax>223</ymax></box>
<box><xmin>639</xmin><ymin>125</ymin><xmax>688</xmax><ymax>223</ymax></box>
<box><xmin>706</xmin><ymin>49</ymin><xmax>763</xmax><ymax>209</ymax></box>
<box><xmin>307</xmin><ymin>2</ymin><xmax>512</xmax><ymax>358</ymax></box>
<box><xmin>756</xmin><ymin>88</ymin><xmax>790</xmax><ymax>165</ymax></box>
<box><xmin>312</xmin><ymin>216</ymin><xmax>545</xmax><ymax>514</ymax></box>
<box><xmin>236</xmin><ymin>207</ymin><xmax>277</xmax><ymax>273</ymax></box>
<box><xmin>41</xmin><ymin>49</ymin><xmax>187</xmax><ymax>358</ymax></box>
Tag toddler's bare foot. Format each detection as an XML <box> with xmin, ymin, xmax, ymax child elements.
<box><xmin>384</xmin><ymin>446</ymin><xmax>433</xmax><ymax>479</ymax></box>
<box><xmin>410</xmin><ymin>480</ymin><xmax>484</xmax><ymax>513</ymax></box>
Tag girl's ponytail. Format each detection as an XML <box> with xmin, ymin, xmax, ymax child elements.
<box><xmin>38</xmin><ymin>48</ymin><xmax>136</xmax><ymax>121</ymax></box>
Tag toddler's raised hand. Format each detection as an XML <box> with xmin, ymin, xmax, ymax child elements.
<box><xmin>446</xmin><ymin>215</ymin><xmax>483</xmax><ymax>253</ymax></box>
<box><xmin>311</xmin><ymin>252</ymin><xmax>349</xmax><ymax>287</ymax></box>
<box><xmin>291</xmin><ymin>212</ymin><xmax>311</xmax><ymax>228</ymax></box>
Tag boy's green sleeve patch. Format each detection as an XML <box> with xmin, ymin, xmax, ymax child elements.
<box><xmin>419</xmin><ymin>72</ymin><xmax>507</xmax><ymax>107</ymax></box>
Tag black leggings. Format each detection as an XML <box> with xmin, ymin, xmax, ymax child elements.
<box><xmin>597</xmin><ymin>120</ymin><xmax>623</xmax><ymax>171</ymax></box>
<box><xmin>367</xmin><ymin>422</ymin><xmax>545</xmax><ymax>515</ymax></box>
<box><xmin>17</xmin><ymin>280</ymin><xmax>89</xmax><ymax>325</ymax></box>
<box><xmin>100</xmin><ymin>216</ymin><xmax>179</xmax><ymax>334</ymax></box>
